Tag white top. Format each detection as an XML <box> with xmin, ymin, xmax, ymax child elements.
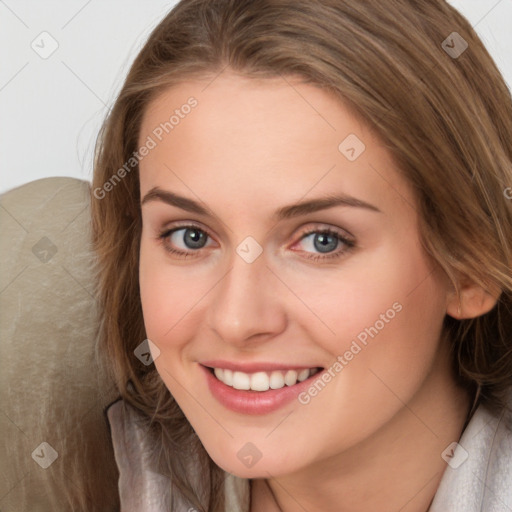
<box><xmin>107</xmin><ymin>391</ymin><xmax>512</xmax><ymax>511</ymax></box>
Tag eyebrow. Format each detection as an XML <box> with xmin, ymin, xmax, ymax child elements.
<box><xmin>141</xmin><ymin>187</ymin><xmax>382</xmax><ymax>219</ymax></box>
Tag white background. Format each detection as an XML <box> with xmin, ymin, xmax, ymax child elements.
<box><xmin>1</xmin><ymin>0</ymin><xmax>511</xmax><ymax>194</ymax></box>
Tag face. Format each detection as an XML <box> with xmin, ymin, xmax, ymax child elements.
<box><xmin>138</xmin><ymin>71</ymin><xmax>454</xmax><ymax>478</ymax></box>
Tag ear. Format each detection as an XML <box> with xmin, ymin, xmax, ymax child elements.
<box><xmin>446</xmin><ymin>275</ymin><xmax>501</xmax><ymax>320</ymax></box>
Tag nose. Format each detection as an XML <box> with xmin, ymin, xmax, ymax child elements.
<box><xmin>206</xmin><ymin>246</ymin><xmax>287</xmax><ymax>346</ymax></box>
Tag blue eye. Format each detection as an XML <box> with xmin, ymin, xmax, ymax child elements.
<box><xmin>158</xmin><ymin>226</ymin><xmax>212</xmax><ymax>257</ymax></box>
<box><xmin>157</xmin><ymin>225</ymin><xmax>355</xmax><ymax>261</ymax></box>
<box><xmin>294</xmin><ymin>228</ymin><xmax>354</xmax><ymax>261</ymax></box>
<box><xmin>301</xmin><ymin>230</ymin><xmax>341</xmax><ymax>253</ymax></box>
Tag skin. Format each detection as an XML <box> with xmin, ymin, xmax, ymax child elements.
<box><xmin>137</xmin><ymin>71</ymin><xmax>498</xmax><ymax>512</ymax></box>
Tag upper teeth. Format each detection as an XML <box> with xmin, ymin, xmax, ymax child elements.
<box><xmin>213</xmin><ymin>367</ymin><xmax>319</xmax><ymax>391</ymax></box>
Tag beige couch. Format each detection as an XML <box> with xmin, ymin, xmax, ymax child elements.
<box><xmin>0</xmin><ymin>178</ymin><xmax>120</xmax><ymax>511</ymax></box>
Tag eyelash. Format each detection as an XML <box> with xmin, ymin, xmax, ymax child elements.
<box><xmin>156</xmin><ymin>223</ymin><xmax>355</xmax><ymax>262</ymax></box>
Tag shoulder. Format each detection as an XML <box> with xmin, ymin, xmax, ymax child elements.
<box><xmin>106</xmin><ymin>399</ymin><xmax>251</xmax><ymax>511</ymax></box>
<box><xmin>430</xmin><ymin>389</ymin><xmax>512</xmax><ymax>512</ymax></box>
<box><xmin>106</xmin><ymin>399</ymin><xmax>174</xmax><ymax>511</ymax></box>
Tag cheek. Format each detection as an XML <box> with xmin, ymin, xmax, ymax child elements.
<box><xmin>139</xmin><ymin>240</ymin><xmax>182</xmax><ymax>349</ymax></box>
<box><xmin>287</xmin><ymin>246</ymin><xmax>448</xmax><ymax>412</ymax></box>
<box><xmin>285</xmin><ymin>238</ymin><xmax>442</xmax><ymax>354</ymax></box>
<box><xmin>139</xmin><ymin>238</ymin><xmax>217</xmax><ymax>370</ymax></box>
<box><xmin>323</xmin><ymin>247</ymin><xmax>447</xmax><ymax>401</ymax></box>
<box><xmin>140</xmin><ymin>238</ymin><xmax>195</xmax><ymax>337</ymax></box>
<box><xmin>138</xmin><ymin>245</ymin><xmax>196</xmax><ymax>398</ymax></box>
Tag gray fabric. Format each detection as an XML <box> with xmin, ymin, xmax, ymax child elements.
<box><xmin>430</xmin><ymin>389</ymin><xmax>512</xmax><ymax>512</ymax></box>
<box><xmin>0</xmin><ymin>177</ymin><xmax>119</xmax><ymax>511</ymax></box>
<box><xmin>107</xmin><ymin>400</ymin><xmax>174</xmax><ymax>512</ymax></box>
<box><xmin>107</xmin><ymin>399</ymin><xmax>250</xmax><ymax>511</ymax></box>
<box><xmin>108</xmin><ymin>392</ymin><xmax>512</xmax><ymax>512</ymax></box>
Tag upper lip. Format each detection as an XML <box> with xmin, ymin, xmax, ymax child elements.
<box><xmin>200</xmin><ymin>360</ymin><xmax>323</xmax><ymax>373</ymax></box>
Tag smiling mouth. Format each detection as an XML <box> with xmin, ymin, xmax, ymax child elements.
<box><xmin>206</xmin><ymin>366</ymin><xmax>323</xmax><ymax>392</ymax></box>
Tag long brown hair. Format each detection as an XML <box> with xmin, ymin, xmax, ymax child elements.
<box><xmin>91</xmin><ymin>1</ymin><xmax>512</xmax><ymax>510</ymax></box>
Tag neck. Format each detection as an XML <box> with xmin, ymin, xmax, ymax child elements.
<box><xmin>251</xmin><ymin>344</ymin><xmax>472</xmax><ymax>512</ymax></box>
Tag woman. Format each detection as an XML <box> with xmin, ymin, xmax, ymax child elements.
<box><xmin>92</xmin><ymin>0</ymin><xmax>512</xmax><ymax>510</ymax></box>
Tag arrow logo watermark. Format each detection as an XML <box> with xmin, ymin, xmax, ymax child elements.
<box><xmin>441</xmin><ymin>441</ymin><xmax>468</xmax><ymax>469</ymax></box>
<box><xmin>30</xmin><ymin>31</ymin><xmax>59</xmax><ymax>59</ymax></box>
<box><xmin>442</xmin><ymin>32</ymin><xmax>468</xmax><ymax>59</ymax></box>
<box><xmin>236</xmin><ymin>236</ymin><xmax>263</xmax><ymax>264</ymax></box>
<box><xmin>237</xmin><ymin>442</ymin><xmax>263</xmax><ymax>468</ymax></box>
<box><xmin>32</xmin><ymin>236</ymin><xmax>58</xmax><ymax>263</ymax></box>
<box><xmin>134</xmin><ymin>338</ymin><xmax>161</xmax><ymax>366</ymax></box>
<box><xmin>338</xmin><ymin>133</ymin><xmax>366</xmax><ymax>162</ymax></box>
<box><xmin>31</xmin><ymin>441</ymin><xmax>58</xmax><ymax>469</ymax></box>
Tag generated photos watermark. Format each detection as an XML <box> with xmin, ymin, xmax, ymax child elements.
<box><xmin>93</xmin><ymin>96</ymin><xmax>198</xmax><ymax>200</ymax></box>
<box><xmin>298</xmin><ymin>301</ymin><xmax>403</xmax><ymax>405</ymax></box>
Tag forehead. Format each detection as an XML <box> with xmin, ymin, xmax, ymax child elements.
<box><xmin>140</xmin><ymin>72</ymin><xmax>365</xmax><ymax>158</ymax></box>
<box><xmin>137</xmin><ymin>72</ymin><xmax>414</xmax><ymax>219</ymax></box>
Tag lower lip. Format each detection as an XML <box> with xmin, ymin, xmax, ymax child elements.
<box><xmin>200</xmin><ymin>364</ymin><xmax>323</xmax><ymax>415</ymax></box>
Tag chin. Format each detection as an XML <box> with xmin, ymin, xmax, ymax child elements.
<box><xmin>203</xmin><ymin>443</ymin><xmax>302</xmax><ymax>479</ymax></box>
